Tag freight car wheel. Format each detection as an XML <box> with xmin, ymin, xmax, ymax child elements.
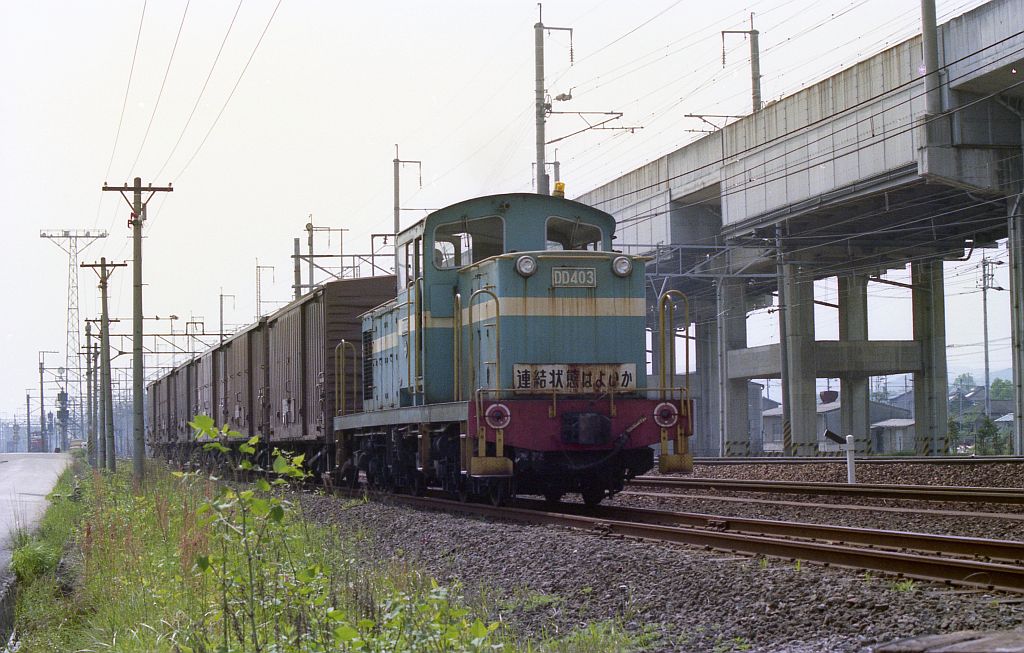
<box><xmin>581</xmin><ymin>486</ymin><xmax>606</xmax><ymax>508</ymax></box>
<box><xmin>543</xmin><ymin>491</ymin><xmax>563</xmax><ymax>505</ymax></box>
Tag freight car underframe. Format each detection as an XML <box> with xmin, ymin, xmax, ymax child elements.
<box><xmin>333</xmin><ymin>392</ymin><xmax>693</xmax><ymax>506</ymax></box>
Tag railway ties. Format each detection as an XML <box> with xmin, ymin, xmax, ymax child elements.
<box><xmin>358</xmin><ymin>492</ymin><xmax>1024</xmax><ymax>594</ymax></box>
<box><xmin>630</xmin><ymin>476</ymin><xmax>1024</xmax><ymax>505</ymax></box>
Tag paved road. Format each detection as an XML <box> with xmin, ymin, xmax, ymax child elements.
<box><xmin>0</xmin><ymin>453</ymin><xmax>70</xmax><ymax>570</ymax></box>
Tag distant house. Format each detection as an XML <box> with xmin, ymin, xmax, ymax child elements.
<box><xmin>995</xmin><ymin>413</ymin><xmax>1015</xmax><ymax>437</ymax></box>
<box><xmin>870</xmin><ymin>418</ymin><xmax>916</xmax><ymax>453</ymax></box>
<box><xmin>762</xmin><ymin>399</ymin><xmax>912</xmax><ymax>452</ymax></box>
<box><xmin>887</xmin><ymin>390</ymin><xmax>915</xmax><ymax>415</ymax></box>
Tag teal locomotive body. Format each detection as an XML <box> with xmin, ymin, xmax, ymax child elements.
<box><xmin>336</xmin><ymin>193</ymin><xmax>693</xmax><ymax>505</ymax></box>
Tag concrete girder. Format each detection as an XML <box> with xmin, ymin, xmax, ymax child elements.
<box><xmin>725</xmin><ymin>341</ymin><xmax>923</xmax><ymax>380</ymax></box>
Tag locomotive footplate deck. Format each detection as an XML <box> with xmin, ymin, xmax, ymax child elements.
<box><xmin>333</xmin><ymin>401</ymin><xmax>468</xmax><ymax>431</ymax></box>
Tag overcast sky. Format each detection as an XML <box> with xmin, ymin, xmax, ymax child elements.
<box><xmin>0</xmin><ymin>0</ymin><xmax>1012</xmax><ymax>423</ymax></box>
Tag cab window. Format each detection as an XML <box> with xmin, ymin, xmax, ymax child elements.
<box><xmin>545</xmin><ymin>216</ymin><xmax>603</xmax><ymax>251</ymax></box>
<box><xmin>399</xmin><ymin>237</ymin><xmax>423</xmax><ymax>287</ymax></box>
<box><xmin>433</xmin><ymin>216</ymin><xmax>504</xmax><ymax>269</ymax></box>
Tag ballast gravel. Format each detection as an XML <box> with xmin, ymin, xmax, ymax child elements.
<box><xmin>301</xmin><ymin>493</ymin><xmax>1024</xmax><ymax>653</ymax></box>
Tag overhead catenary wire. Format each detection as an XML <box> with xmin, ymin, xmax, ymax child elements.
<box><xmin>154</xmin><ymin>0</ymin><xmax>245</xmax><ymax>182</ymax></box>
<box><xmin>126</xmin><ymin>0</ymin><xmax>192</xmax><ymax>178</ymax></box>
<box><xmin>173</xmin><ymin>0</ymin><xmax>284</xmax><ymax>182</ymax></box>
<box><xmin>96</xmin><ymin>0</ymin><xmax>148</xmax><ymax>229</ymax></box>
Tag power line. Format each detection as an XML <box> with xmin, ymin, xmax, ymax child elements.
<box><xmin>154</xmin><ymin>0</ymin><xmax>245</xmax><ymax>181</ymax></box>
<box><xmin>127</xmin><ymin>0</ymin><xmax>192</xmax><ymax>178</ymax></box>
<box><xmin>173</xmin><ymin>0</ymin><xmax>284</xmax><ymax>181</ymax></box>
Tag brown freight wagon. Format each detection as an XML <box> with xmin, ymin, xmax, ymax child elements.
<box><xmin>265</xmin><ymin>276</ymin><xmax>395</xmax><ymax>445</ymax></box>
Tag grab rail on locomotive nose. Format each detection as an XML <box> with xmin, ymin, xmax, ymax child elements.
<box><xmin>453</xmin><ymin>292</ymin><xmax>462</xmax><ymax>401</ymax></box>
<box><xmin>334</xmin><ymin>339</ymin><xmax>359</xmax><ymax>416</ymax></box>
<box><xmin>657</xmin><ymin>290</ymin><xmax>693</xmax><ymax>474</ymax></box>
<box><xmin>467</xmin><ymin>287</ymin><xmax>513</xmax><ymax>476</ymax></box>
<box><xmin>658</xmin><ymin>290</ymin><xmax>690</xmax><ymax>401</ymax></box>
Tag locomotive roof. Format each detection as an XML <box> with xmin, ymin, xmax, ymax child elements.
<box><xmin>398</xmin><ymin>192</ymin><xmax>616</xmax><ymax>243</ymax></box>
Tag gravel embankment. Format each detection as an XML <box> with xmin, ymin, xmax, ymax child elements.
<box><xmin>302</xmin><ymin>493</ymin><xmax>1024</xmax><ymax>653</ymax></box>
<box><xmin>687</xmin><ymin>462</ymin><xmax>1024</xmax><ymax>488</ymax></box>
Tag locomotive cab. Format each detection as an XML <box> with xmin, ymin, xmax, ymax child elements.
<box><xmin>350</xmin><ymin>193</ymin><xmax>693</xmax><ymax>505</ymax></box>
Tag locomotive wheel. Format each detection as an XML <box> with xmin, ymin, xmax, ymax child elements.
<box><xmin>543</xmin><ymin>491</ymin><xmax>563</xmax><ymax>505</ymax></box>
<box><xmin>488</xmin><ymin>480</ymin><xmax>510</xmax><ymax>507</ymax></box>
<box><xmin>456</xmin><ymin>480</ymin><xmax>471</xmax><ymax>503</ymax></box>
<box><xmin>581</xmin><ymin>486</ymin><xmax>605</xmax><ymax>508</ymax></box>
<box><xmin>412</xmin><ymin>473</ymin><xmax>427</xmax><ymax>497</ymax></box>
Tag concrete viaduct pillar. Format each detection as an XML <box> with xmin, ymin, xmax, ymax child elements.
<box><xmin>1009</xmin><ymin>194</ymin><xmax>1024</xmax><ymax>455</ymax></box>
<box><xmin>838</xmin><ymin>275</ymin><xmax>871</xmax><ymax>453</ymax></box>
<box><xmin>912</xmin><ymin>261</ymin><xmax>948</xmax><ymax>455</ymax></box>
<box><xmin>717</xmin><ymin>278</ymin><xmax>749</xmax><ymax>455</ymax></box>
<box><xmin>783</xmin><ymin>264</ymin><xmax>818</xmax><ymax>455</ymax></box>
<box><xmin>695</xmin><ymin>316</ymin><xmax>719</xmax><ymax>456</ymax></box>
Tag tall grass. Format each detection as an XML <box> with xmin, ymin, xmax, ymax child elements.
<box><xmin>12</xmin><ymin>430</ymin><xmax>498</xmax><ymax>652</ymax></box>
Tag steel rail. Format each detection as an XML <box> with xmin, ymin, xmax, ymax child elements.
<box><xmin>693</xmin><ymin>456</ymin><xmax>1024</xmax><ymax>465</ymax></box>
<box><xmin>380</xmin><ymin>493</ymin><xmax>1024</xmax><ymax>593</ymax></box>
<box><xmin>518</xmin><ymin>500</ymin><xmax>1024</xmax><ymax>563</ymax></box>
<box><xmin>622</xmin><ymin>490</ymin><xmax>1024</xmax><ymax>522</ymax></box>
<box><xmin>630</xmin><ymin>477</ymin><xmax>1024</xmax><ymax>504</ymax></box>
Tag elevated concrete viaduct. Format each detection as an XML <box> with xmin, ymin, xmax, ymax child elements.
<box><xmin>577</xmin><ymin>0</ymin><xmax>1024</xmax><ymax>457</ymax></box>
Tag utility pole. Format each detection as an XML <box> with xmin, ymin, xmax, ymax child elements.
<box><xmin>85</xmin><ymin>322</ymin><xmax>95</xmax><ymax>467</ymax></box>
<box><xmin>83</xmin><ymin>258</ymin><xmax>127</xmax><ymax>471</ymax></box>
<box><xmin>775</xmin><ymin>225</ymin><xmax>792</xmax><ymax>455</ymax></box>
<box><xmin>38</xmin><ymin>350</ymin><xmax>57</xmax><ymax>452</ymax></box>
<box><xmin>920</xmin><ymin>0</ymin><xmax>941</xmax><ymax>116</ymax></box>
<box><xmin>306</xmin><ymin>219</ymin><xmax>315</xmax><ymax>291</ymax></box>
<box><xmin>293</xmin><ymin>238</ymin><xmax>302</xmax><ymax>299</ymax></box>
<box><xmin>40</xmin><ymin>229</ymin><xmax>107</xmax><ymax>443</ymax></box>
<box><xmin>980</xmin><ymin>253</ymin><xmax>1006</xmax><ymax>418</ymax></box>
<box><xmin>102</xmin><ymin>177</ymin><xmax>173</xmax><ymax>484</ymax></box>
<box><xmin>219</xmin><ymin>289</ymin><xmax>235</xmax><ymax>344</ymax></box>
<box><xmin>534</xmin><ymin>5</ymin><xmax>572</xmax><ymax>196</ymax></box>
<box><xmin>393</xmin><ymin>145</ymin><xmax>422</xmax><ymax>275</ymax></box>
<box><xmin>722</xmin><ymin>13</ymin><xmax>762</xmax><ymax>114</ymax></box>
<box><xmin>25</xmin><ymin>393</ymin><xmax>30</xmax><ymax>453</ymax></box>
<box><xmin>256</xmin><ymin>260</ymin><xmax>275</xmax><ymax>319</ymax></box>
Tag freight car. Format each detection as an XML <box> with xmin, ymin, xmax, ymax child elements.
<box><xmin>148</xmin><ymin>192</ymin><xmax>695</xmax><ymax>506</ymax></box>
<box><xmin>147</xmin><ymin>276</ymin><xmax>395</xmax><ymax>471</ymax></box>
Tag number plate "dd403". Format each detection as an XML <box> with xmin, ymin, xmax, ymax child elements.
<box><xmin>551</xmin><ymin>267</ymin><xmax>596</xmax><ymax>287</ymax></box>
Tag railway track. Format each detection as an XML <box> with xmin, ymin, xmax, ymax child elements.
<box><xmin>693</xmin><ymin>455</ymin><xmax>1024</xmax><ymax>465</ymax></box>
<box><xmin>621</xmin><ymin>489</ymin><xmax>1024</xmax><ymax>522</ymax></box>
<box><xmin>235</xmin><ymin>465</ymin><xmax>1024</xmax><ymax>591</ymax></box>
<box><xmin>629</xmin><ymin>476</ymin><xmax>1024</xmax><ymax>504</ymax></box>
<box><xmin>359</xmin><ymin>491</ymin><xmax>1024</xmax><ymax>594</ymax></box>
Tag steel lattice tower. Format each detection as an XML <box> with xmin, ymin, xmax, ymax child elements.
<box><xmin>40</xmin><ymin>229</ymin><xmax>107</xmax><ymax>441</ymax></box>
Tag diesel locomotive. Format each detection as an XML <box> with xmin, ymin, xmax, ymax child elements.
<box><xmin>147</xmin><ymin>192</ymin><xmax>694</xmax><ymax>505</ymax></box>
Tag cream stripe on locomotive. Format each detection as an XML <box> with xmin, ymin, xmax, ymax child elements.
<box><xmin>369</xmin><ymin>296</ymin><xmax>646</xmax><ymax>352</ymax></box>
<box><xmin>444</xmin><ymin>296</ymin><xmax>645</xmax><ymax>327</ymax></box>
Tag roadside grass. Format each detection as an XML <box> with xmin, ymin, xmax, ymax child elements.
<box><xmin>11</xmin><ymin>422</ymin><xmax>664</xmax><ymax>652</ymax></box>
<box><xmin>12</xmin><ymin>434</ymin><xmax>500</xmax><ymax>652</ymax></box>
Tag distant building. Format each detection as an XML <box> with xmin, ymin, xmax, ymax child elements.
<box><xmin>995</xmin><ymin>413</ymin><xmax>1014</xmax><ymax>438</ymax></box>
<box><xmin>762</xmin><ymin>399</ymin><xmax>912</xmax><ymax>452</ymax></box>
<box><xmin>870</xmin><ymin>418</ymin><xmax>916</xmax><ymax>453</ymax></box>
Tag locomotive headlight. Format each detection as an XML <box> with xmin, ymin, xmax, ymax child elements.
<box><xmin>515</xmin><ymin>255</ymin><xmax>538</xmax><ymax>277</ymax></box>
<box><xmin>484</xmin><ymin>403</ymin><xmax>512</xmax><ymax>429</ymax></box>
<box><xmin>611</xmin><ymin>256</ymin><xmax>633</xmax><ymax>277</ymax></box>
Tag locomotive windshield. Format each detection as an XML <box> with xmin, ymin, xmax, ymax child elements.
<box><xmin>433</xmin><ymin>215</ymin><xmax>504</xmax><ymax>269</ymax></box>
<box><xmin>545</xmin><ymin>216</ymin><xmax>603</xmax><ymax>251</ymax></box>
